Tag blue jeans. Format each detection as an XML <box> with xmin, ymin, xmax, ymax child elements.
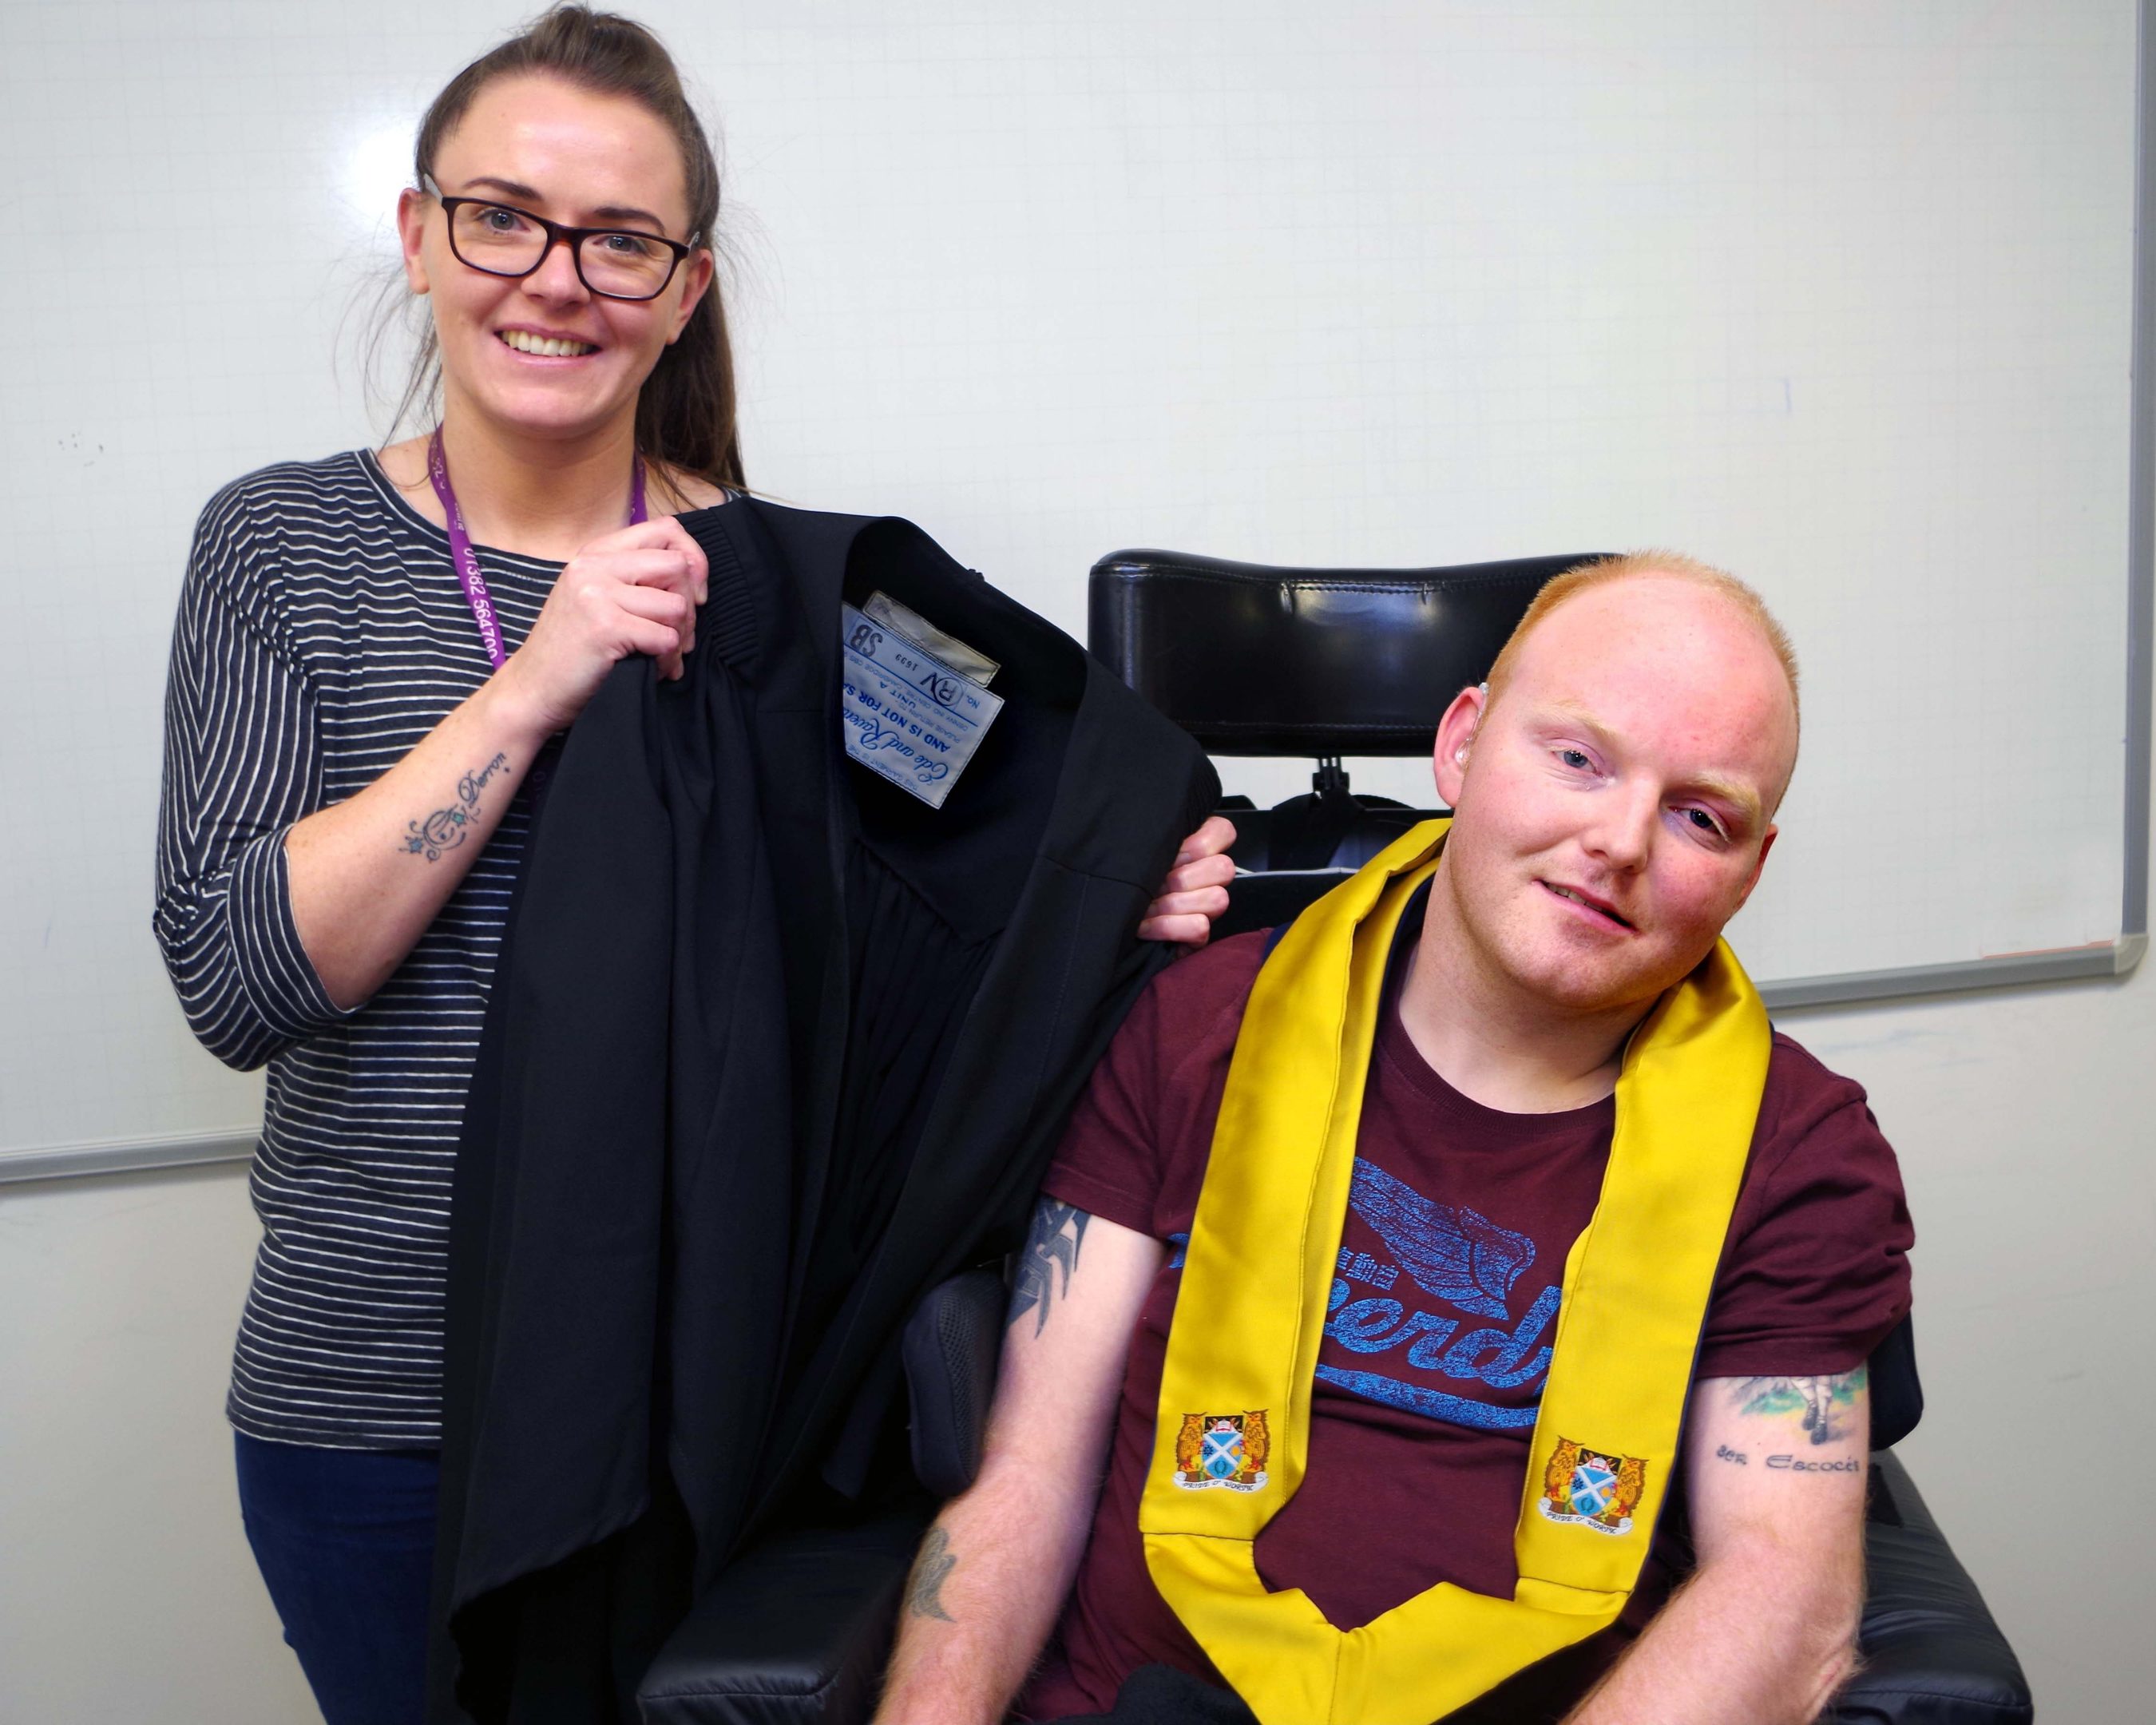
<box><xmin>235</xmin><ymin>1432</ymin><xmax>439</xmax><ymax>1725</ymax></box>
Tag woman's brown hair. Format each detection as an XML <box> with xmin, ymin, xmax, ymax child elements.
<box><xmin>385</xmin><ymin>5</ymin><xmax>743</xmax><ymax>489</ymax></box>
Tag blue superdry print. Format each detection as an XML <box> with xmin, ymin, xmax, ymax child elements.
<box><xmin>1314</xmin><ymin>1160</ymin><xmax>1561</xmax><ymax>1432</ymax></box>
<box><xmin>1345</xmin><ymin>1162</ymin><xmax>1536</xmax><ymax>1318</ymax></box>
<box><xmin>1158</xmin><ymin>1164</ymin><xmax>1564</xmax><ymax>1433</ymax></box>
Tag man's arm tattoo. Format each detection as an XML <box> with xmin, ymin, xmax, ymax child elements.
<box><xmin>1727</xmin><ymin>1366</ymin><xmax>1869</xmax><ymax>1446</ymax></box>
<box><xmin>402</xmin><ymin>753</ymin><xmax>509</xmax><ymax>862</ymax></box>
<box><xmin>904</xmin><ymin>1526</ymin><xmax>957</xmax><ymax>1622</ymax></box>
<box><xmin>1712</xmin><ymin>1438</ymin><xmax>1864</xmax><ymax>1475</ymax></box>
<box><xmin>1007</xmin><ymin>1198</ymin><xmax>1090</xmax><ymax>1335</ymax></box>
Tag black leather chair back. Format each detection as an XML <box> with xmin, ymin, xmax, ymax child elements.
<box><xmin>1088</xmin><ymin>548</ymin><xmax>1597</xmax><ymax>756</ymax></box>
<box><xmin>1091</xmin><ymin>549</ymin><xmax>1601</xmax><ymax>882</ymax></box>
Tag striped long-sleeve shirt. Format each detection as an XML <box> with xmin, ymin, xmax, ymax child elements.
<box><xmin>155</xmin><ymin>450</ymin><xmax>564</xmax><ymax>1448</ymax></box>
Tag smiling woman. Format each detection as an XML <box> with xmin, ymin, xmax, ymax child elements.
<box><xmin>379</xmin><ymin>10</ymin><xmax>738</xmax><ymax>509</ymax></box>
<box><xmin>148</xmin><ymin>10</ymin><xmax>1232</xmax><ymax>1723</ymax></box>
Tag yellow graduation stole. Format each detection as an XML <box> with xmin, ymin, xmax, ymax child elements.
<box><xmin>1139</xmin><ymin>819</ymin><xmax>1770</xmax><ymax>1725</ymax></box>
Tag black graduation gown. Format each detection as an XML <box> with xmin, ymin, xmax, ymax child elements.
<box><xmin>429</xmin><ymin>499</ymin><xmax>1219</xmax><ymax>1723</ymax></box>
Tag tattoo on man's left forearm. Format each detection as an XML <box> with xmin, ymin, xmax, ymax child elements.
<box><xmin>1008</xmin><ymin>1198</ymin><xmax>1091</xmax><ymax>1335</ymax></box>
<box><xmin>401</xmin><ymin>753</ymin><xmax>509</xmax><ymax>862</ymax></box>
<box><xmin>1727</xmin><ymin>1366</ymin><xmax>1869</xmax><ymax>1445</ymax></box>
<box><xmin>904</xmin><ymin>1526</ymin><xmax>957</xmax><ymax>1622</ymax></box>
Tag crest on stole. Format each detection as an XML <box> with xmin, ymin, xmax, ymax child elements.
<box><xmin>1173</xmin><ymin>1410</ymin><xmax>1271</xmax><ymax>1491</ymax></box>
<box><xmin>1538</xmin><ymin>1436</ymin><xmax>1647</xmax><ymax>1535</ymax></box>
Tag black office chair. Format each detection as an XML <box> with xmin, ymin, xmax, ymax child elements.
<box><xmin>635</xmin><ymin>551</ymin><xmax>2032</xmax><ymax>1725</ymax></box>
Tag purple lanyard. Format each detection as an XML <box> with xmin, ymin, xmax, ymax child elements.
<box><xmin>426</xmin><ymin>428</ymin><xmax>649</xmax><ymax>668</ymax></box>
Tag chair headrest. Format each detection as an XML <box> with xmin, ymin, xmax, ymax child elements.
<box><xmin>1088</xmin><ymin>549</ymin><xmax>1603</xmax><ymax>756</ymax></box>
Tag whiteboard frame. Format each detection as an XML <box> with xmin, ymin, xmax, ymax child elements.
<box><xmin>7</xmin><ymin>4</ymin><xmax>2151</xmax><ymax>1187</ymax></box>
<box><xmin>1771</xmin><ymin>0</ymin><xmax>2156</xmax><ymax>1013</ymax></box>
<box><xmin>0</xmin><ymin>1130</ymin><xmax>259</xmax><ymax>1187</ymax></box>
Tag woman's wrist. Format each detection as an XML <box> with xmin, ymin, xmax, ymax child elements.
<box><xmin>474</xmin><ymin>656</ymin><xmax>564</xmax><ymax>755</ymax></box>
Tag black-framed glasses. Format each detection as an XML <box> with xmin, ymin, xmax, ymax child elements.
<box><xmin>424</xmin><ymin>176</ymin><xmax>696</xmax><ymax>302</ymax></box>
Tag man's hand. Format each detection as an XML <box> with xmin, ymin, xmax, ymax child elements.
<box><xmin>1138</xmin><ymin>815</ymin><xmax>1237</xmax><ymax>946</ymax></box>
<box><xmin>1564</xmin><ymin>1370</ymin><xmax>1870</xmax><ymax>1725</ymax></box>
<box><xmin>874</xmin><ymin>1200</ymin><xmax>1164</xmax><ymax>1725</ymax></box>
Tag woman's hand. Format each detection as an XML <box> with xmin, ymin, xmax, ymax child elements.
<box><xmin>495</xmin><ymin>516</ymin><xmax>711</xmax><ymax>736</ymax></box>
<box><xmin>1137</xmin><ymin>815</ymin><xmax>1237</xmax><ymax>946</ymax></box>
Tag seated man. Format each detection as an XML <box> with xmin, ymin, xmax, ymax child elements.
<box><xmin>874</xmin><ymin>553</ymin><xmax>1912</xmax><ymax>1725</ymax></box>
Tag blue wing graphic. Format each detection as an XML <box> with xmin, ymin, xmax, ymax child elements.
<box><xmin>1347</xmin><ymin>1160</ymin><xmax>1535</xmax><ymax>1319</ymax></box>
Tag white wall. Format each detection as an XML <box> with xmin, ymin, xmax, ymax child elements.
<box><xmin>0</xmin><ymin>1165</ymin><xmax>318</xmax><ymax>1724</ymax></box>
<box><xmin>3</xmin><ymin>939</ymin><xmax>2151</xmax><ymax>1723</ymax></box>
<box><xmin>1790</xmin><ymin>964</ymin><xmax>2156</xmax><ymax>1723</ymax></box>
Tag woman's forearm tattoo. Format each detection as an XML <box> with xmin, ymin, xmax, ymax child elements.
<box><xmin>402</xmin><ymin>753</ymin><xmax>509</xmax><ymax>862</ymax></box>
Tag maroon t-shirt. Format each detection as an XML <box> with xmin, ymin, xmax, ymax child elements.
<box><xmin>1020</xmin><ymin>925</ymin><xmax>1913</xmax><ymax>1723</ymax></box>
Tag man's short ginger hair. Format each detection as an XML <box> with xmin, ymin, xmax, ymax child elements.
<box><xmin>1482</xmin><ymin>550</ymin><xmax>1801</xmax><ymax>739</ymax></box>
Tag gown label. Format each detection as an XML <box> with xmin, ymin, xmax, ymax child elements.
<box><xmin>840</xmin><ymin>599</ymin><xmax>1003</xmax><ymax>808</ymax></box>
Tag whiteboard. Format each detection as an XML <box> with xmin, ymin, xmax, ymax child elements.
<box><xmin>1</xmin><ymin>0</ymin><xmax>2146</xmax><ymax>1168</ymax></box>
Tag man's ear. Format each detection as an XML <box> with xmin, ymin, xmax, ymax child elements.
<box><xmin>397</xmin><ymin>186</ymin><xmax>432</xmax><ymax>295</ymax></box>
<box><xmin>1432</xmin><ymin>684</ymin><xmax>1487</xmax><ymax>808</ymax></box>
